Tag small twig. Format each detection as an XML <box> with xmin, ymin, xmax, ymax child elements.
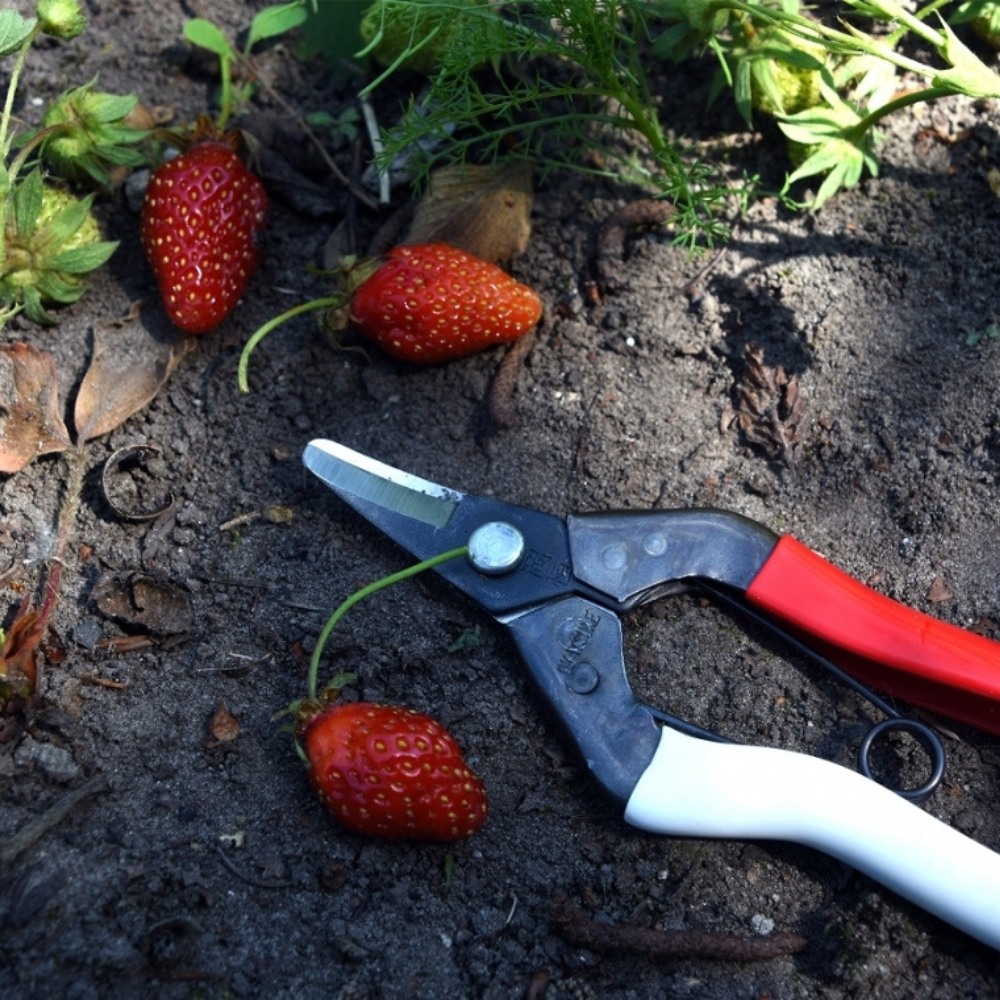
<box><xmin>487</xmin><ymin>326</ymin><xmax>538</xmax><ymax>431</ymax></box>
<box><xmin>230</xmin><ymin>49</ymin><xmax>379</xmax><ymax>211</ymax></box>
<box><xmin>549</xmin><ymin>898</ymin><xmax>808</xmax><ymax>962</ymax></box>
<box><xmin>1</xmin><ymin>775</ymin><xmax>110</xmax><ymax>866</ymax></box>
<box><xmin>218</xmin><ymin>511</ymin><xmax>261</xmax><ymax>532</ymax></box>
<box><xmin>679</xmin><ymin>239</ymin><xmax>732</xmax><ymax>298</ymax></box>
<box><xmin>360</xmin><ymin>95</ymin><xmax>390</xmax><ymax>206</ymax></box>
<box><xmin>215</xmin><ymin>846</ymin><xmax>293</xmax><ymax>890</ymax></box>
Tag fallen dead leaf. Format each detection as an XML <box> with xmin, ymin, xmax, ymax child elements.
<box><xmin>74</xmin><ymin>303</ymin><xmax>192</xmax><ymax>444</ymax></box>
<box><xmin>927</xmin><ymin>575</ymin><xmax>952</xmax><ymax>603</ymax></box>
<box><xmin>0</xmin><ymin>343</ymin><xmax>72</xmax><ymax>473</ymax></box>
<box><xmin>209</xmin><ymin>702</ymin><xmax>240</xmax><ymax>743</ymax></box>
<box><xmin>92</xmin><ymin>572</ymin><xmax>194</xmax><ymax>635</ymax></box>
<box><xmin>732</xmin><ymin>342</ymin><xmax>808</xmax><ymax>465</ymax></box>
<box><xmin>406</xmin><ymin>162</ymin><xmax>533</xmax><ymax>265</ymax></box>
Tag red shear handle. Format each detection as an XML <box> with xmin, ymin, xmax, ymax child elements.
<box><xmin>744</xmin><ymin>535</ymin><xmax>1000</xmax><ymax>736</ymax></box>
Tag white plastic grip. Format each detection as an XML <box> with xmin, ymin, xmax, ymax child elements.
<box><xmin>624</xmin><ymin>726</ymin><xmax>1000</xmax><ymax>951</ymax></box>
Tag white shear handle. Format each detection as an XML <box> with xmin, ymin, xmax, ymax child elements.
<box><xmin>625</xmin><ymin>726</ymin><xmax>1000</xmax><ymax>951</ymax></box>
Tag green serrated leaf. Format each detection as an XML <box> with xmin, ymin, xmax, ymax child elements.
<box><xmin>812</xmin><ymin>161</ymin><xmax>851</xmax><ymax>209</ymax></box>
<box><xmin>94</xmin><ymin>143</ymin><xmax>146</xmax><ymax>166</ymax></box>
<box><xmin>0</xmin><ymin>11</ymin><xmax>36</xmax><ymax>59</ymax></box>
<box><xmin>734</xmin><ymin>56</ymin><xmax>753</xmax><ymax>125</ymax></box>
<box><xmin>247</xmin><ymin>2</ymin><xmax>308</xmax><ymax>50</ymax></box>
<box><xmin>183</xmin><ymin>17</ymin><xmax>235</xmax><ymax>59</ymax></box>
<box><xmin>50</xmin><ymin>240</ymin><xmax>118</xmax><ymax>274</ymax></box>
<box><xmin>37</xmin><ymin>275</ymin><xmax>86</xmax><ymax>307</ymax></box>
<box><xmin>42</xmin><ymin>193</ymin><xmax>95</xmax><ymax>248</ymax></box>
<box><xmin>13</xmin><ymin>170</ymin><xmax>44</xmax><ymax>238</ymax></box>
<box><xmin>21</xmin><ymin>285</ymin><xmax>54</xmax><ymax>324</ymax></box>
<box><xmin>933</xmin><ymin>17</ymin><xmax>1000</xmax><ymax>98</ymax></box>
<box><xmin>88</xmin><ymin>91</ymin><xmax>139</xmax><ymax>123</ymax></box>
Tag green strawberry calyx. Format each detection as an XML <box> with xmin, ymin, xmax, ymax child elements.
<box><xmin>35</xmin><ymin>0</ymin><xmax>85</xmax><ymax>40</ymax></box>
<box><xmin>27</xmin><ymin>76</ymin><xmax>149</xmax><ymax>187</ymax></box>
<box><xmin>0</xmin><ymin>170</ymin><xmax>118</xmax><ymax>324</ymax></box>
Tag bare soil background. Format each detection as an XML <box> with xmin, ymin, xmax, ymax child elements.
<box><xmin>2</xmin><ymin>1</ymin><xmax>1000</xmax><ymax>998</ymax></box>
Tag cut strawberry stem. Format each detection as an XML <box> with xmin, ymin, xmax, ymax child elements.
<box><xmin>307</xmin><ymin>546</ymin><xmax>470</xmax><ymax>701</ymax></box>
<box><xmin>237</xmin><ymin>294</ymin><xmax>344</xmax><ymax>393</ymax></box>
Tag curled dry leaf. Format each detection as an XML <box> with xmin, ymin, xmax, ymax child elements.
<box><xmin>92</xmin><ymin>571</ymin><xmax>194</xmax><ymax>636</ymax></box>
<box><xmin>732</xmin><ymin>342</ymin><xmax>808</xmax><ymax>465</ymax></box>
<box><xmin>406</xmin><ymin>162</ymin><xmax>533</xmax><ymax>266</ymax></box>
<box><xmin>0</xmin><ymin>343</ymin><xmax>72</xmax><ymax>473</ymax></box>
<box><xmin>74</xmin><ymin>302</ymin><xmax>193</xmax><ymax>444</ymax></box>
<box><xmin>0</xmin><ymin>596</ymin><xmax>46</xmax><ymax>693</ymax></box>
<box><xmin>101</xmin><ymin>445</ymin><xmax>176</xmax><ymax>522</ymax></box>
<box><xmin>209</xmin><ymin>702</ymin><xmax>240</xmax><ymax>743</ymax></box>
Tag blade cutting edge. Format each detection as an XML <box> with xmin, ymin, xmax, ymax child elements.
<box><xmin>303</xmin><ymin>439</ymin><xmax>463</xmax><ymax>529</ymax></box>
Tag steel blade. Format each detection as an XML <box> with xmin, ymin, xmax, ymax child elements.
<box><xmin>303</xmin><ymin>439</ymin><xmax>462</xmax><ymax>529</ymax></box>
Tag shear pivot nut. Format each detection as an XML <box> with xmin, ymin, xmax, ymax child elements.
<box><xmin>468</xmin><ymin>522</ymin><xmax>525</xmax><ymax>576</ymax></box>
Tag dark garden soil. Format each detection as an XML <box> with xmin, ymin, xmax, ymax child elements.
<box><xmin>2</xmin><ymin>2</ymin><xmax>1000</xmax><ymax>998</ymax></box>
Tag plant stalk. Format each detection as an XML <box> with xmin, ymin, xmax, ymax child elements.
<box><xmin>307</xmin><ymin>546</ymin><xmax>470</xmax><ymax>700</ymax></box>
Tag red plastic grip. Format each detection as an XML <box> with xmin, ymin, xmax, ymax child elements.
<box><xmin>744</xmin><ymin>535</ymin><xmax>1000</xmax><ymax>737</ymax></box>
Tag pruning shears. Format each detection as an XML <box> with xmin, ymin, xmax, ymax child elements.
<box><xmin>303</xmin><ymin>439</ymin><xmax>1000</xmax><ymax>951</ymax></box>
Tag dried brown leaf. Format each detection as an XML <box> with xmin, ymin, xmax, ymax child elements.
<box><xmin>732</xmin><ymin>342</ymin><xmax>809</xmax><ymax>465</ymax></box>
<box><xmin>92</xmin><ymin>572</ymin><xmax>194</xmax><ymax>635</ymax></box>
<box><xmin>74</xmin><ymin>303</ymin><xmax>192</xmax><ymax>443</ymax></box>
<box><xmin>406</xmin><ymin>162</ymin><xmax>533</xmax><ymax>265</ymax></box>
<box><xmin>927</xmin><ymin>575</ymin><xmax>952</xmax><ymax>603</ymax></box>
<box><xmin>209</xmin><ymin>702</ymin><xmax>240</xmax><ymax>743</ymax></box>
<box><xmin>0</xmin><ymin>595</ymin><xmax>45</xmax><ymax>690</ymax></box>
<box><xmin>0</xmin><ymin>343</ymin><xmax>71</xmax><ymax>473</ymax></box>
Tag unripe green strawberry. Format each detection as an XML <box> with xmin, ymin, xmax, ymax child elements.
<box><xmin>752</xmin><ymin>55</ymin><xmax>823</xmax><ymax>116</ymax></box>
<box><xmin>972</xmin><ymin>4</ymin><xmax>1000</xmax><ymax>48</ymax></box>
<box><xmin>0</xmin><ymin>171</ymin><xmax>118</xmax><ymax>324</ymax></box>
<box><xmin>36</xmin><ymin>0</ymin><xmax>85</xmax><ymax>40</ymax></box>
<box><xmin>358</xmin><ymin>0</ymin><xmax>496</xmax><ymax>75</ymax></box>
<box><xmin>39</xmin><ymin>77</ymin><xmax>147</xmax><ymax>186</ymax></box>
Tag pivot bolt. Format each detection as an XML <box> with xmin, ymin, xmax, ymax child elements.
<box><xmin>468</xmin><ymin>522</ymin><xmax>525</xmax><ymax>576</ymax></box>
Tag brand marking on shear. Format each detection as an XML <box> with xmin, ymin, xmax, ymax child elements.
<box><xmin>521</xmin><ymin>548</ymin><xmax>572</xmax><ymax>583</ymax></box>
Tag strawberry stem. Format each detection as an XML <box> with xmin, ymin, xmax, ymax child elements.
<box><xmin>237</xmin><ymin>295</ymin><xmax>344</xmax><ymax>393</ymax></box>
<box><xmin>307</xmin><ymin>546</ymin><xmax>470</xmax><ymax>701</ymax></box>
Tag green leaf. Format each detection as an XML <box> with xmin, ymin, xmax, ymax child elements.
<box><xmin>21</xmin><ymin>285</ymin><xmax>54</xmax><ymax>325</ymax></box>
<box><xmin>0</xmin><ymin>11</ymin><xmax>36</xmax><ymax>59</ymax></box>
<box><xmin>87</xmin><ymin>91</ymin><xmax>139</xmax><ymax>123</ymax></box>
<box><xmin>50</xmin><ymin>240</ymin><xmax>119</xmax><ymax>274</ymax></box>
<box><xmin>247</xmin><ymin>2</ymin><xmax>308</xmax><ymax>50</ymax></box>
<box><xmin>35</xmin><ymin>272</ymin><xmax>85</xmax><ymax>306</ymax></box>
<box><xmin>13</xmin><ymin>169</ymin><xmax>43</xmax><ymax>238</ymax></box>
<box><xmin>42</xmin><ymin>193</ymin><xmax>95</xmax><ymax>247</ymax></box>
<box><xmin>932</xmin><ymin>17</ymin><xmax>1000</xmax><ymax>99</ymax></box>
<box><xmin>183</xmin><ymin>17</ymin><xmax>235</xmax><ymax>59</ymax></box>
<box><xmin>93</xmin><ymin>144</ymin><xmax>146</xmax><ymax>167</ymax></box>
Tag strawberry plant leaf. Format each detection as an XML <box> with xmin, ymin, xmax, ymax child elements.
<box><xmin>247</xmin><ymin>2</ymin><xmax>309</xmax><ymax>50</ymax></box>
<box><xmin>74</xmin><ymin>306</ymin><xmax>192</xmax><ymax>443</ymax></box>
<box><xmin>0</xmin><ymin>343</ymin><xmax>72</xmax><ymax>473</ymax></box>
<box><xmin>82</xmin><ymin>89</ymin><xmax>137</xmax><ymax>122</ymax></box>
<box><xmin>183</xmin><ymin>17</ymin><xmax>235</xmax><ymax>59</ymax></box>
<box><xmin>49</xmin><ymin>240</ymin><xmax>119</xmax><ymax>274</ymax></box>
<box><xmin>0</xmin><ymin>11</ymin><xmax>36</xmax><ymax>59</ymax></box>
<box><xmin>13</xmin><ymin>168</ymin><xmax>43</xmax><ymax>238</ymax></box>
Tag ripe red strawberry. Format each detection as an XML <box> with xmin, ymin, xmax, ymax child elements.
<box><xmin>349</xmin><ymin>243</ymin><xmax>542</xmax><ymax>363</ymax></box>
<box><xmin>298</xmin><ymin>699</ymin><xmax>488</xmax><ymax>841</ymax></box>
<box><xmin>140</xmin><ymin>140</ymin><xmax>267</xmax><ymax>334</ymax></box>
